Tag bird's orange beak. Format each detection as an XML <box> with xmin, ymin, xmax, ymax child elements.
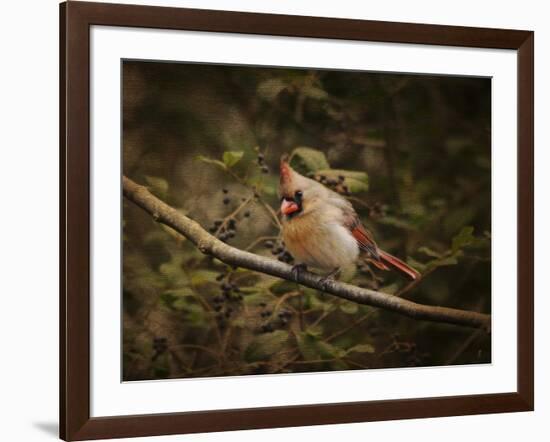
<box><xmin>281</xmin><ymin>198</ymin><xmax>300</xmax><ymax>215</ymax></box>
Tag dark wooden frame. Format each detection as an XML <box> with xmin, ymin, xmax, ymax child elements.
<box><xmin>60</xmin><ymin>1</ymin><xmax>534</xmax><ymax>440</ymax></box>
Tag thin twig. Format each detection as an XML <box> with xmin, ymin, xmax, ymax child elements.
<box><xmin>245</xmin><ymin>235</ymin><xmax>279</xmax><ymax>252</ymax></box>
<box><xmin>326</xmin><ymin>312</ymin><xmax>373</xmax><ymax>342</ymax></box>
<box><xmin>214</xmin><ymin>196</ymin><xmax>253</xmax><ymax>237</ymax></box>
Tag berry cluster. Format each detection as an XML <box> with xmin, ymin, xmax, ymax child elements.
<box><xmin>264</xmin><ymin>240</ymin><xmax>294</xmax><ymax>264</ymax></box>
<box><xmin>258</xmin><ymin>304</ymin><xmax>293</xmax><ymax>334</ymax></box>
<box><xmin>212</xmin><ymin>271</ymin><xmax>244</xmax><ymax>330</ymax></box>
<box><xmin>206</xmin><ymin>188</ymin><xmax>251</xmax><ymax>243</ymax></box>
<box><xmin>310</xmin><ymin>173</ymin><xmax>351</xmax><ymax>196</ymax></box>
<box><xmin>152</xmin><ymin>337</ymin><xmax>168</xmax><ymax>361</ymax></box>
<box><xmin>257</xmin><ymin>152</ymin><xmax>269</xmax><ymax>174</ymax></box>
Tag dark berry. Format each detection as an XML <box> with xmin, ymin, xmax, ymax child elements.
<box><xmin>223</xmin><ymin>197</ymin><xmax>230</xmax><ymax>205</ymax></box>
<box><xmin>243</xmin><ymin>211</ymin><xmax>250</xmax><ymax>218</ymax></box>
<box><xmin>222</xmin><ymin>188</ymin><xmax>229</xmax><ymax>194</ymax></box>
<box><xmin>261</xmin><ymin>323</ymin><xmax>274</xmax><ymax>333</ymax></box>
<box><xmin>214</xmin><ymin>219</ymin><xmax>223</xmax><ymax>226</ymax></box>
<box><xmin>215</xmin><ymin>273</ymin><xmax>224</xmax><ymax>281</ymax></box>
<box><xmin>261</xmin><ymin>166</ymin><xmax>269</xmax><ymax>174</ymax></box>
<box><xmin>264</xmin><ymin>241</ymin><xmax>274</xmax><ymax>249</ymax></box>
<box><xmin>278</xmin><ymin>309</ymin><xmax>291</xmax><ymax>319</ymax></box>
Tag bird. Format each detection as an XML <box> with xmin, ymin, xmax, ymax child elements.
<box><xmin>278</xmin><ymin>155</ymin><xmax>420</xmax><ymax>285</ymax></box>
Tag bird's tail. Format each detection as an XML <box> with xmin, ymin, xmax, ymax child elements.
<box><xmin>378</xmin><ymin>250</ymin><xmax>420</xmax><ymax>280</ymax></box>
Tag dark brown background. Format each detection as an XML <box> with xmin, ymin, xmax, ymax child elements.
<box><xmin>122</xmin><ymin>61</ymin><xmax>492</xmax><ymax>381</ymax></box>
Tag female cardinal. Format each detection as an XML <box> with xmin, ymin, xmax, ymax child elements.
<box><xmin>279</xmin><ymin>156</ymin><xmax>420</xmax><ymax>283</ymax></box>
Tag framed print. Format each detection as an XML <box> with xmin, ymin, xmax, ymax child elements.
<box><xmin>60</xmin><ymin>1</ymin><xmax>534</xmax><ymax>440</ymax></box>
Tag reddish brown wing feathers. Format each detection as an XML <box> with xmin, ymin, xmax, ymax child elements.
<box><xmin>378</xmin><ymin>250</ymin><xmax>420</xmax><ymax>280</ymax></box>
<box><xmin>343</xmin><ymin>212</ymin><xmax>385</xmax><ymax>267</ymax></box>
<box><xmin>350</xmin><ymin>224</ymin><xmax>379</xmax><ymax>258</ymax></box>
<box><xmin>346</xmin><ymin>215</ymin><xmax>419</xmax><ymax>280</ymax></box>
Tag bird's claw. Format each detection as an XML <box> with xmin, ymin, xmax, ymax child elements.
<box><xmin>319</xmin><ymin>275</ymin><xmax>334</xmax><ymax>291</ymax></box>
<box><xmin>291</xmin><ymin>263</ymin><xmax>308</xmax><ymax>282</ymax></box>
<box><xmin>318</xmin><ymin>267</ymin><xmax>340</xmax><ymax>291</ymax></box>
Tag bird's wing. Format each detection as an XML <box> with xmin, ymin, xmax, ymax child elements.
<box><xmin>341</xmin><ymin>208</ymin><xmax>380</xmax><ymax>260</ymax></box>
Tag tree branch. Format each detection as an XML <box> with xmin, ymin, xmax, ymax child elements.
<box><xmin>122</xmin><ymin>176</ymin><xmax>491</xmax><ymax>331</ymax></box>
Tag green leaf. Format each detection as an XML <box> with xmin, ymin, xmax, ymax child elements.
<box><xmin>159</xmin><ymin>256</ymin><xmax>185</xmax><ymax>284</ymax></box>
<box><xmin>190</xmin><ymin>270</ymin><xmax>221</xmax><ymax>286</ymax></box>
<box><xmin>304</xmin><ymin>291</ymin><xmax>336</xmax><ymax>312</ymax></box>
<box><xmin>305</xmin><ymin>325</ymin><xmax>323</xmax><ymax>337</ymax></box>
<box><xmin>163</xmin><ymin>287</ymin><xmax>195</xmax><ymax>298</ymax></box>
<box><xmin>222</xmin><ymin>151</ymin><xmax>244</xmax><ymax>168</ymax></box>
<box><xmin>242</xmin><ymin>292</ymin><xmax>272</xmax><ymax>306</ymax></box>
<box><xmin>418</xmin><ymin>246</ymin><xmax>443</xmax><ymax>258</ymax></box>
<box><xmin>144</xmin><ymin>176</ymin><xmax>169</xmax><ymax>198</ymax></box>
<box><xmin>443</xmin><ymin>207</ymin><xmax>476</xmax><ymax>236</ymax></box>
<box><xmin>340</xmin><ymin>301</ymin><xmax>358</xmax><ymax>315</ymax></box>
<box><xmin>303</xmin><ymin>85</ymin><xmax>329</xmax><ymax>100</ymax></box>
<box><xmin>159</xmin><ymin>292</ymin><xmax>178</xmax><ymax>308</ymax></box>
<box><xmin>181</xmin><ymin>302</ymin><xmax>206</xmax><ymax>324</ymax></box>
<box><xmin>257</xmin><ymin>78</ymin><xmax>287</xmax><ymax>101</ymax></box>
<box><xmin>153</xmin><ymin>366</ymin><xmax>169</xmax><ymax>378</ymax></box>
<box><xmin>316</xmin><ymin>169</ymin><xmax>369</xmax><ymax>193</ymax></box>
<box><xmin>427</xmin><ymin>255</ymin><xmax>459</xmax><ymax>270</ymax></box>
<box><xmin>347</xmin><ymin>343</ymin><xmax>375</xmax><ymax>354</ymax></box>
<box><xmin>379</xmin><ymin>282</ymin><xmax>400</xmax><ymax>295</ymax></box>
<box><xmin>406</xmin><ymin>257</ymin><xmax>427</xmax><ymax>273</ymax></box>
<box><xmin>244</xmin><ymin>330</ymin><xmax>289</xmax><ymax>362</ymax></box>
<box><xmin>195</xmin><ymin>155</ymin><xmax>227</xmax><ymax>170</ymax></box>
<box><xmin>297</xmin><ymin>332</ymin><xmax>346</xmax><ymax>360</ymax></box>
<box><xmin>452</xmin><ymin>226</ymin><xmax>475</xmax><ymax>253</ymax></box>
<box><xmin>269</xmin><ymin>279</ymin><xmax>297</xmax><ymax>295</ymax></box>
<box><xmin>291</xmin><ymin>147</ymin><xmax>330</xmax><ymax>172</ymax></box>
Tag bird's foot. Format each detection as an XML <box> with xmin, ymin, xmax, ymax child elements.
<box><xmin>291</xmin><ymin>263</ymin><xmax>308</xmax><ymax>282</ymax></box>
<box><xmin>319</xmin><ymin>276</ymin><xmax>333</xmax><ymax>291</ymax></box>
<box><xmin>319</xmin><ymin>267</ymin><xmax>340</xmax><ymax>291</ymax></box>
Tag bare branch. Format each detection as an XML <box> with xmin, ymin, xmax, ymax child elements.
<box><xmin>123</xmin><ymin>176</ymin><xmax>491</xmax><ymax>331</ymax></box>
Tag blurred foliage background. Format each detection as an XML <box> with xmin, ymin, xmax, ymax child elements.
<box><xmin>122</xmin><ymin>61</ymin><xmax>491</xmax><ymax>381</ymax></box>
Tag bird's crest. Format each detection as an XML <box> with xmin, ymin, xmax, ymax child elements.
<box><xmin>279</xmin><ymin>154</ymin><xmax>292</xmax><ymax>186</ymax></box>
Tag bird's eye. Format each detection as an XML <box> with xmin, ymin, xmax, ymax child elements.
<box><xmin>295</xmin><ymin>190</ymin><xmax>303</xmax><ymax>199</ymax></box>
